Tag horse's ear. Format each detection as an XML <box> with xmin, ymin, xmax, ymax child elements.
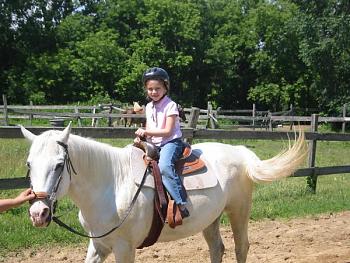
<box><xmin>19</xmin><ymin>125</ymin><xmax>37</xmax><ymax>142</ymax></box>
<box><xmin>133</xmin><ymin>101</ymin><xmax>143</xmax><ymax>112</ymax></box>
<box><xmin>59</xmin><ymin>121</ymin><xmax>72</xmax><ymax>144</ymax></box>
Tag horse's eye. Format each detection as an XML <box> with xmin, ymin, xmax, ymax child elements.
<box><xmin>55</xmin><ymin>163</ymin><xmax>64</xmax><ymax>171</ymax></box>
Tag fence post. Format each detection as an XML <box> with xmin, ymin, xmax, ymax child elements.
<box><xmin>29</xmin><ymin>101</ymin><xmax>33</xmax><ymax>126</ymax></box>
<box><xmin>108</xmin><ymin>105</ymin><xmax>113</xmax><ymax>127</ymax></box>
<box><xmin>289</xmin><ymin>104</ymin><xmax>294</xmax><ymax>130</ymax></box>
<box><xmin>307</xmin><ymin>114</ymin><xmax>319</xmax><ymax>193</ymax></box>
<box><xmin>268</xmin><ymin>111</ymin><xmax>273</xmax><ymax>131</ymax></box>
<box><xmin>91</xmin><ymin>106</ymin><xmax>97</xmax><ymax>127</ymax></box>
<box><xmin>185</xmin><ymin>107</ymin><xmax>200</xmax><ymax>144</ymax></box>
<box><xmin>207</xmin><ymin>101</ymin><xmax>216</xmax><ymax>129</ymax></box>
<box><xmin>74</xmin><ymin>106</ymin><xmax>82</xmax><ymax>127</ymax></box>
<box><xmin>2</xmin><ymin>94</ymin><xmax>8</xmax><ymax>126</ymax></box>
<box><xmin>342</xmin><ymin>104</ymin><xmax>346</xmax><ymax>133</ymax></box>
<box><xmin>252</xmin><ymin>104</ymin><xmax>256</xmax><ymax>130</ymax></box>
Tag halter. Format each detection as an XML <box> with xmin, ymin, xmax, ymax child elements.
<box><xmin>27</xmin><ymin>140</ymin><xmax>76</xmax><ymax>225</ymax></box>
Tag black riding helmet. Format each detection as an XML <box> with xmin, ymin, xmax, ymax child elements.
<box><xmin>142</xmin><ymin>67</ymin><xmax>170</xmax><ymax>91</ymax></box>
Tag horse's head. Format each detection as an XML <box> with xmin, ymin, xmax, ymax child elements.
<box><xmin>20</xmin><ymin>123</ymin><xmax>74</xmax><ymax>227</ymax></box>
<box><xmin>133</xmin><ymin>101</ymin><xmax>145</xmax><ymax>113</ymax></box>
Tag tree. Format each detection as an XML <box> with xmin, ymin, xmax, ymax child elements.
<box><xmin>246</xmin><ymin>1</ymin><xmax>310</xmax><ymax>111</ymax></box>
<box><xmin>292</xmin><ymin>0</ymin><xmax>350</xmax><ymax>114</ymax></box>
<box><xmin>0</xmin><ymin>0</ymin><xmax>74</xmax><ymax>103</ymax></box>
<box><xmin>203</xmin><ymin>0</ymin><xmax>256</xmax><ymax>109</ymax></box>
<box><xmin>1</xmin><ymin>0</ymin><xmax>349</xmax><ymax>115</ymax></box>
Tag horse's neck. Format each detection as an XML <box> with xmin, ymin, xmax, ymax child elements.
<box><xmin>67</xmin><ymin>136</ymin><xmax>131</xmax><ymax>213</ymax></box>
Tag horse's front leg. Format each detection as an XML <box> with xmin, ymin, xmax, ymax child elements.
<box><xmin>112</xmin><ymin>238</ymin><xmax>136</xmax><ymax>263</ymax></box>
<box><xmin>85</xmin><ymin>240</ymin><xmax>111</xmax><ymax>263</ymax></box>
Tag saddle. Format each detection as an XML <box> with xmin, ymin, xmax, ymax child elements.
<box><xmin>133</xmin><ymin>141</ymin><xmax>207</xmax><ymax>248</ymax></box>
<box><xmin>137</xmin><ymin>140</ymin><xmax>206</xmax><ymax>176</ymax></box>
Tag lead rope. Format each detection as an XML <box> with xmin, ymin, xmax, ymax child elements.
<box><xmin>52</xmin><ymin>162</ymin><xmax>150</xmax><ymax>239</ymax></box>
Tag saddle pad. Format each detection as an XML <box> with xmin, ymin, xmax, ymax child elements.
<box><xmin>129</xmin><ymin>145</ymin><xmax>218</xmax><ymax>191</ymax></box>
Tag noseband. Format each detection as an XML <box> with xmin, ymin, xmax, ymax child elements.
<box><xmin>27</xmin><ymin>141</ymin><xmax>76</xmax><ymax>224</ymax></box>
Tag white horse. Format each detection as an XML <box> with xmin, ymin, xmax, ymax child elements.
<box><xmin>20</xmin><ymin>123</ymin><xmax>307</xmax><ymax>263</ymax></box>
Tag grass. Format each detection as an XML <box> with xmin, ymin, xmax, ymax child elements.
<box><xmin>197</xmin><ymin>139</ymin><xmax>350</xmax><ymax>224</ymax></box>
<box><xmin>0</xmin><ymin>137</ymin><xmax>349</xmax><ymax>257</ymax></box>
<box><xmin>250</xmin><ymin>140</ymin><xmax>350</xmax><ymax>220</ymax></box>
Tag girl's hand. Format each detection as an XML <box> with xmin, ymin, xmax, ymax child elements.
<box><xmin>135</xmin><ymin>128</ymin><xmax>147</xmax><ymax>138</ymax></box>
<box><xmin>134</xmin><ymin>136</ymin><xmax>141</xmax><ymax>143</ymax></box>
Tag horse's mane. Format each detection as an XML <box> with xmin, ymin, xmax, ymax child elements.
<box><xmin>69</xmin><ymin>133</ymin><xmax>120</xmax><ymax>160</ymax></box>
<box><xmin>36</xmin><ymin>130</ymin><xmax>131</xmax><ymax>183</ymax></box>
<box><xmin>37</xmin><ymin>130</ymin><xmax>118</xmax><ymax>155</ymax></box>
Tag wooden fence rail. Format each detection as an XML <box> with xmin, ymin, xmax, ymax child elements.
<box><xmin>1</xmin><ymin>126</ymin><xmax>350</xmax><ymax>141</ymax></box>
<box><xmin>1</xmin><ymin>122</ymin><xmax>350</xmax><ymax>191</ymax></box>
<box><xmin>1</xmin><ymin>95</ymin><xmax>349</xmax><ymax>131</ymax></box>
<box><xmin>192</xmin><ymin>102</ymin><xmax>350</xmax><ymax>131</ymax></box>
<box><xmin>3</xmin><ymin>107</ymin><xmax>349</xmax><ymax>131</ymax></box>
<box><xmin>3</xmin><ymin>109</ymin><xmax>146</xmax><ymax>119</ymax></box>
<box><xmin>1</xmin><ymin>94</ymin><xmax>349</xmax><ymax>192</ymax></box>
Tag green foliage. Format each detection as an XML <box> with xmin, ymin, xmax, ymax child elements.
<box><xmin>291</xmin><ymin>0</ymin><xmax>350</xmax><ymax>114</ymax></box>
<box><xmin>56</xmin><ymin>14</ymin><xmax>95</xmax><ymax>46</ymax></box>
<box><xmin>248</xmin><ymin>80</ymin><xmax>305</xmax><ymax>111</ymax></box>
<box><xmin>0</xmin><ymin>0</ymin><xmax>349</xmax><ymax>114</ymax></box>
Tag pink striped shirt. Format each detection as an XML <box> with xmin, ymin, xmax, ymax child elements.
<box><xmin>146</xmin><ymin>96</ymin><xmax>182</xmax><ymax>146</ymax></box>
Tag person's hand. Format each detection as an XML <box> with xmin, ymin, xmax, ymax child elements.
<box><xmin>135</xmin><ymin>128</ymin><xmax>147</xmax><ymax>138</ymax></box>
<box><xmin>15</xmin><ymin>188</ymin><xmax>35</xmax><ymax>204</ymax></box>
<box><xmin>134</xmin><ymin>136</ymin><xmax>141</xmax><ymax>144</ymax></box>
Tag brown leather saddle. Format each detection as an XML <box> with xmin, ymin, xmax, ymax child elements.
<box><xmin>134</xmin><ymin>141</ymin><xmax>206</xmax><ymax>248</ymax></box>
<box><xmin>136</xmin><ymin>140</ymin><xmax>206</xmax><ymax>176</ymax></box>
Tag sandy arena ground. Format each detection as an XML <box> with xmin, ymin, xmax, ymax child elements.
<box><xmin>4</xmin><ymin>211</ymin><xmax>350</xmax><ymax>263</ymax></box>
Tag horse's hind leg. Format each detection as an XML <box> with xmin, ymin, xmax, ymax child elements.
<box><xmin>226</xmin><ymin>204</ymin><xmax>251</xmax><ymax>263</ymax></box>
<box><xmin>202</xmin><ymin>216</ymin><xmax>225</xmax><ymax>263</ymax></box>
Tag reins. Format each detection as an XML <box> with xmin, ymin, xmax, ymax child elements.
<box><xmin>52</xmin><ymin>165</ymin><xmax>149</xmax><ymax>238</ymax></box>
<box><xmin>28</xmin><ymin>140</ymin><xmax>149</xmax><ymax>239</ymax></box>
<box><xmin>57</xmin><ymin>141</ymin><xmax>77</xmax><ymax>179</ymax></box>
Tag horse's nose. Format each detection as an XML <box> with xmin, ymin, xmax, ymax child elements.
<box><xmin>40</xmin><ymin>207</ymin><xmax>50</xmax><ymax>219</ymax></box>
<box><xmin>29</xmin><ymin>202</ymin><xmax>50</xmax><ymax>227</ymax></box>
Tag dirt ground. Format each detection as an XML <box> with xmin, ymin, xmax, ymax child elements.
<box><xmin>4</xmin><ymin>211</ymin><xmax>350</xmax><ymax>263</ymax></box>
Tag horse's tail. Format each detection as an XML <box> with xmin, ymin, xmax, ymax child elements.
<box><xmin>245</xmin><ymin>131</ymin><xmax>308</xmax><ymax>183</ymax></box>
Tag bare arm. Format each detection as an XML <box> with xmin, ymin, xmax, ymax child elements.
<box><xmin>0</xmin><ymin>188</ymin><xmax>35</xmax><ymax>213</ymax></box>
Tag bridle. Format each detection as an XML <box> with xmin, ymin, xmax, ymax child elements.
<box><xmin>27</xmin><ymin>141</ymin><xmax>76</xmax><ymax>225</ymax></box>
<box><xmin>27</xmin><ymin>140</ymin><xmax>149</xmax><ymax>239</ymax></box>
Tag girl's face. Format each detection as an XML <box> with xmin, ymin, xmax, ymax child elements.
<box><xmin>145</xmin><ymin>80</ymin><xmax>167</xmax><ymax>102</ymax></box>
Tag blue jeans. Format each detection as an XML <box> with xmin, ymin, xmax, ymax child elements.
<box><xmin>158</xmin><ymin>139</ymin><xmax>187</xmax><ymax>205</ymax></box>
